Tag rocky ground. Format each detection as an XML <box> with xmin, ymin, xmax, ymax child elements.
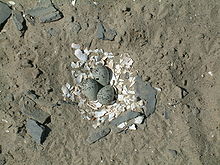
<box><xmin>0</xmin><ymin>0</ymin><xmax>220</xmax><ymax>165</ymax></box>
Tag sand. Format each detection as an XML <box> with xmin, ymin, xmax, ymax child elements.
<box><xmin>0</xmin><ymin>0</ymin><xmax>220</xmax><ymax>164</ymax></box>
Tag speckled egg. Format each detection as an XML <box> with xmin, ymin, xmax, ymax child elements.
<box><xmin>92</xmin><ymin>65</ymin><xmax>110</xmax><ymax>86</ymax></box>
<box><xmin>82</xmin><ymin>78</ymin><xmax>102</xmax><ymax>101</ymax></box>
<box><xmin>97</xmin><ymin>85</ymin><xmax>115</xmax><ymax>105</ymax></box>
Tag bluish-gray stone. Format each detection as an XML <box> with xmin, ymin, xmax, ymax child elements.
<box><xmin>26</xmin><ymin>119</ymin><xmax>46</xmax><ymax>144</ymax></box>
<box><xmin>0</xmin><ymin>1</ymin><xmax>12</xmax><ymax>27</ymax></box>
<box><xmin>87</xmin><ymin>127</ymin><xmax>111</xmax><ymax>144</ymax></box>
<box><xmin>20</xmin><ymin>97</ymin><xmax>50</xmax><ymax>124</ymax></box>
<box><xmin>104</xmin><ymin>29</ymin><xmax>117</xmax><ymax>41</ymax></box>
<box><xmin>110</xmin><ymin>111</ymin><xmax>142</xmax><ymax>126</ymax></box>
<box><xmin>40</xmin><ymin>11</ymin><xmax>62</xmax><ymax>23</ymax></box>
<box><xmin>12</xmin><ymin>10</ymin><xmax>25</xmax><ymax>31</ymax></box>
<box><xmin>25</xmin><ymin>0</ymin><xmax>63</xmax><ymax>23</ymax></box>
<box><xmin>96</xmin><ymin>23</ymin><xmax>105</xmax><ymax>40</ymax></box>
<box><xmin>135</xmin><ymin>76</ymin><xmax>157</xmax><ymax>117</ymax></box>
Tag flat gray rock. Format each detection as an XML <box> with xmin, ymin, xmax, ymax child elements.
<box><xmin>12</xmin><ymin>10</ymin><xmax>25</xmax><ymax>31</ymax></box>
<box><xmin>135</xmin><ymin>76</ymin><xmax>157</xmax><ymax>117</ymax></box>
<box><xmin>87</xmin><ymin>128</ymin><xmax>111</xmax><ymax>144</ymax></box>
<box><xmin>96</xmin><ymin>23</ymin><xmax>105</xmax><ymax>39</ymax></box>
<box><xmin>20</xmin><ymin>97</ymin><xmax>50</xmax><ymax>124</ymax></box>
<box><xmin>96</xmin><ymin>23</ymin><xmax>117</xmax><ymax>40</ymax></box>
<box><xmin>26</xmin><ymin>6</ymin><xmax>57</xmax><ymax>17</ymax></box>
<box><xmin>0</xmin><ymin>1</ymin><xmax>12</xmax><ymax>27</ymax></box>
<box><xmin>25</xmin><ymin>0</ymin><xmax>63</xmax><ymax>23</ymax></box>
<box><xmin>40</xmin><ymin>11</ymin><xmax>62</xmax><ymax>23</ymax></box>
<box><xmin>26</xmin><ymin>119</ymin><xmax>47</xmax><ymax>144</ymax></box>
<box><xmin>110</xmin><ymin>111</ymin><xmax>142</xmax><ymax>126</ymax></box>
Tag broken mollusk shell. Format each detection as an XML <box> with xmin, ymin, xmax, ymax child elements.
<box><xmin>92</xmin><ymin>65</ymin><xmax>111</xmax><ymax>86</ymax></box>
<box><xmin>81</xmin><ymin>78</ymin><xmax>102</xmax><ymax>101</ymax></box>
<box><xmin>97</xmin><ymin>85</ymin><xmax>116</xmax><ymax>105</ymax></box>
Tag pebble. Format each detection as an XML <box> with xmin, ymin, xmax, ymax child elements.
<box><xmin>21</xmin><ymin>59</ymin><xmax>33</xmax><ymax>68</ymax></box>
<box><xmin>20</xmin><ymin>97</ymin><xmax>50</xmax><ymax>124</ymax></box>
<box><xmin>110</xmin><ymin>111</ymin><xmax>142</xmax><ymax>127</ymax></box>
<box><xmin>104</xmin><ymin>29</ymin><xmax>117</xmax><ymax>41</ymax></box>
<box><xmin>86</xmin><ymin>127</ymin><xmax>111</xmax><ymax>144</ymax></box>
<box><xmin>26</xmin><ymin>119</ymin><xmax>48</xmax><ymax>144</ymax></box>
<box><xmin>0</xmin><ymin>155</ymin><xmax>6</xmax><ymax>165</ymax></box>
<box><xmin>12</xmin><ymin>10</ymin><xmax>25</xmax><ymax>31</ymax></box>
<box><xmin>135</xmin><ymin>76</ymin><xmax>157</xmax><ymax>117</ymax></box>
<box><xmin>96</xmin><ymin>23</ymin><xmax>105</xmax><ymax>40</ymax></box>
<box><xmin>96</xmin><ymin>23</ymin><xmax>117</xmax><ymax>40</ymax></box>
<box><xmin>69</xmin><ymin>22</ymin><xmax>81</xmax><ymax>33</ymax></box>
<box><xmin>40</xmin><ymin>11</ymin><xmax>62</xmax><ymax>23</ymax></box>
<box><xmin>0</xmin><ymin>1</ymin><xmax>12</xmax><ymax>27</ymax></box>
<box><xmin>168</xmin><ymin>149</ymin><xmax>178</xmax><ymax>157</ymax></box>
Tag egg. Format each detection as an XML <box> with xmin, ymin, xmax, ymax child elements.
<box><xmin>81</xmin><ymin>78</ymin><xmax>102</xmax><ymax>101</ymax></box>
<box><xmin>97</xmin><ymin>85</ymin><xmax>115</xmax><ymax>105</ymax></box>
<box><xmin>92</xmin><ymin>65</ymin><xmax>111</xmax><ymax>86</ymax></box>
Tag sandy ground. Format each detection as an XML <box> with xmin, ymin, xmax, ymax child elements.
<box><xmin>0</xmin><ymin>0</ymin><xmax>220</xmax><ymax>164</ymax></box>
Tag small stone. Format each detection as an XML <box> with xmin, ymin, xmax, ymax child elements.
<box><xmin>5</xmin><ymin>93</ymin><xmax>14</xmax><ymax>102</ymax></box>
<box><xmin>96</xmin><ymin>23</ymin><xmax>105</xmax><ymax>40</ymax></box>
<box><xmin>0</xmin><ymin>155</ymin><xmax>6</xmax><ymax>165</ymax></box>
<box><xmin>135</xmin><ymin>76</ymin><xmax>157</xmax><ymax>117</ymax></box>
<box><xmin>168</xmin><ymin>149</ymin><xmax>178</xmax><ymax>157</ymax></box>
<box><xmin>110</xmin><ymin>111</ymin><xmax>142</xmax><ymax>127</ymax></box>
<box><xmin>69</xmin><ymin>22</ymin><xmax>81</xmax><ymax>33</ymax></box>
<box><xmin>40</xmin><ymin>11</ymin><xmax>62</xmax><ymax>23</ymax></box>
<box><xmin>26</xmin><ymin>6</ymin><xmax>56</xmax><ymax>17</ymax></box>
<box><xmin>97</xmin><ymin>85</ymin><xmax>115</xmax><ymax>105</ymax></box>
<box><xmin>32</xmin><ymin>68</ymin><xmax>43</xmax><ymax>79</ymax></box>
<box><xmin>86</xmin><ymin>127</ymin><xmax>111</xmax><ymax>144</ymax></box>
<box><xmin>26</xmin><ymin>119</ymin><xmax>48</xmax><ymax>144</ymax></box>
<box><xmin>21</xmin><ymin>59</ymin><xmax>33</xmax><ymax>68</ymax></box>
<box><xmin>0</xmin><ymin>2</ymin><xmax>12</xmax><ymax>28</ymax></box>
<box><xmin>181</xmin><ymin>87</ymin><xmax>188</xmax><ymax>98</ymax></box>
<box><xmin>25</xmin><ymin>1</ymin><xmax>63</xmax><ymax>23</ymax></box>
<box><xmin>12</xmin><ymin>10</ymin><xmax>25</xmax><ymax>31</ymax></box>
<box><xmin>20</xmin><ymin>97</ymin><xmax>50</xmax><ymax>124</ymax></box>
<box><xmin>47</xmin><ymin>27</ymin><xmax>60</xmax><ymax>37</ymax></box>
<box><xmin>104</xmin><ymin>29</ymin><xmax>117</xmax><ymax>41</ymax></box>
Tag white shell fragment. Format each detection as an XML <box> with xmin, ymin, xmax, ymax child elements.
<box><xmin>8</xmin><ymin>1</ymin><xmax>16</xmax><ymax>5</ymax></box>
<box><xmin>71</xmin><ymin>43</ymin><xmax>80</xmax><ymax>49</ymax></box>
<box><xmin>134</xmin><ymin>116</ymin><xmax>145</xmax><ymax>124</ymax></box>
<box><xmin>74</xmin><ymin>49</ymin><xmax>88</xmax><ymax>62</ymax></box>
<box><xmin>117</xmin><ymin>122</ymin><xmax>127</xmax><ymax>129</ymax></box>
<box><xmin>61</xmin><ymin>83</ymin><xmax>73</xmax><ymax>98</ymax></box>
<box><xmin>129</xmin><ymin>124</ymin><xmax>137</xmax><ymax>130</ymax></box>
<box><xmin>94</xmin><ymin>110</ymin><xmax>107</xmax><ymax>118</ymax></box>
